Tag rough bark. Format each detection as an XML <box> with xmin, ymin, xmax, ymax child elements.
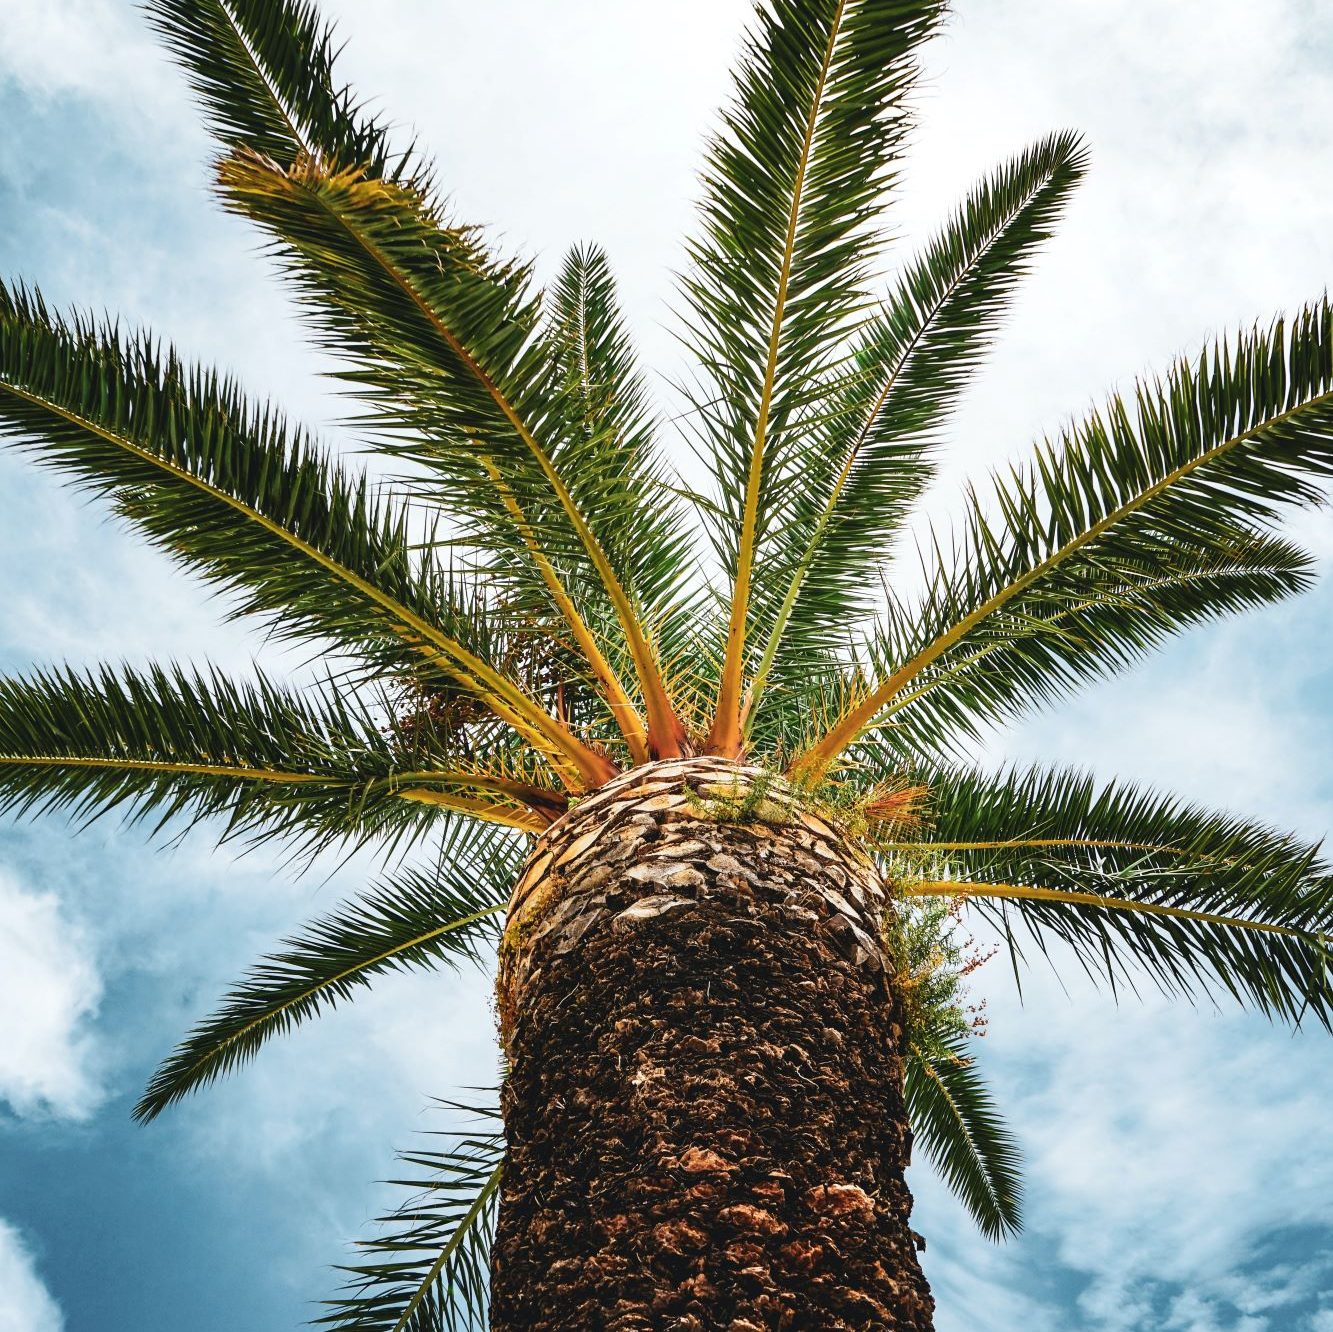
<box><xmin>492</xmin><ymin>757</ymin><xmax>933</xmax><ymax>1331</ymax></box>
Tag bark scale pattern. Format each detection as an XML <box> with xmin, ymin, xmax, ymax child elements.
<box><xmin>493</xmin><ymin>757</ymin><xmax>934</xmax><ymax>1330</ymax></box>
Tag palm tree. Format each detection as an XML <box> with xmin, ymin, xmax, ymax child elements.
<box><xmin>5</xmin><ymin>0</ymin><xmax>1333</xmax><ymax>1325</ymax></box>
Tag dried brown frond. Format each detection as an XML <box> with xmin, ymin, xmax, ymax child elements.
<box><xmin>862</xmin><ymin>781</ymin><xmax>930</xmax><ymax>834</ymax></box>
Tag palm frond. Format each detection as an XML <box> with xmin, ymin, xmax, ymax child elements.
<box><xmin>885</xmin><ymin>763</ymin><xmax>1317</xmax><ymax>868</ymax></box>
<box><xmin>149</xmin><ymin>0</ymin><xmax>671</xmax><ymax>762</ymax></box>
<box><xmin>905</xmin><ymin>1028</ymin><xmax>1021</xmax><ymax>1241</ymax></box>
<box><xmin>216</xmin><ymin>150</ymin><xmax>684</xmax><ymax>758</ymax></box>
<box><xmin>0</xmin><ymin>661</ymin><xmax>452</xmax><ymax>848</ymax></box>
<box><xmin>544</xmin><ymin>245</ymin><xmax>701</xmax><ymax>669</ymax></box>
<box><xmin>796</xmin><ymin>300</ymin><xmax>1333</xmax><ymax>774</ymax></box>
<box><xmin>873</xmin><ymin>529</ymin><xmax>1312</xmax><ymax>762</ymax></box>
<box><xmin>0</xmin><ymin>283</ymin><xmax>606</xmax><ymax>784</ymax></box>
<box><xmin>686</xmin><ymin>0</ymin><xmax>944</xmax><ymax>753</ymax></box>
<box><xmin>764</xmin><ymin>532</ymin><xmax>1310</xmax><ymax>769</ymax></box>
<box><xmin>320</xmin><ymin>1103</ymin><xmax>504</xmax><ymax>1332</ymax></box>
<box><xmin>893</xmin><ymin>764</ymin><xmax>1333</xmax><ymax>1025</ymax></box>
<box><xmin>144</xmin><ymin>0</ymin><xmax>395</xmax><ymax>170</ymax></box>
<box><xmin>136</xmin><ymin>825</ymin><xmax>520</xmax><ymax>1120</ymax></box>
<box><xmin>888</xmin><ymin>889</ymin><xmax>1021</xmax><ymax>1239</ymax></box>
<box><xmin>748</xmin><ymin>132</ymin><xmax>1088</xmax><ymax>720</ymax></box>
<box><xmin>149</xmin><ymin>0</ymin><xmax>688</xmax><ymax>760</ymax></box>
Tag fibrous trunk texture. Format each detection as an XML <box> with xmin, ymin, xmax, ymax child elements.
<box><xmin>492</xmin><ymin>757</ymin><xmax>933</xmax><ymax>1331</ymax></box>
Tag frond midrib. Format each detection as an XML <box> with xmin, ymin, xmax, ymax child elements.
<box><xmin>745</xmin><ymin>157</ymin><xmax>1059</xmax><ymax>729</ymax></box>
<box><xmin>710</xmin><ymin>0</ymin><xmax>849</xmax><ymax>755</ymax></box>
<box><xmin>797</xmin><ymin>383</ymin><xmax>1333</xmax><ymax>776</ymax></box>
<box><xmin>141</xmin><ymin>901</ymin><xmax>504</xmax><ymax>1117</ymax></box>
<box><xmin>0</xmin><ymin>372</ymin><xmax>598</xmax><ymax>782</ymax></box>
<box><xmin>907</xmin><ymin>878</ymin><xmax>1331</xmax><ymax>941</ymax></box>
<box><xmin>915</xmin><ymin>1057</ymin><xmax>1009</xmax><ymax>1222</ymax></box>
<box><xmin>271</xmin><ymin>165</ymin><xmax>679</xmax><ymax>757</ymax></box>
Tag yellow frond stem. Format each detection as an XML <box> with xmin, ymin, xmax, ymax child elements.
<box><xmin>224</xmin><ymin>153</ymin><xmax>681</xmax><ymax>764</ymax></box>
<box><xmin>0</xmin><ymin>755</ymin><xmax>327</xmax><ymax>783</ymax></box>
<box><xmin>903</xmin><ymin>878</ymin><xmax>1319</xmax><ymax>941</ymax></box>
<box><xmin>164</xmin><ymin>900</ymin><xmax>507</xmax><ymax>1095</ymax></box>
<box><xmin>790</xmin><ymin>387</ymin><xmax>1333</xmax><ymax>783</ymax></box>
<box><xmin>886</xmin><ymin>838</ymin><xmax>1189</xmax><ymax>855</ymax></box>
<box><xmin>707</xmin><ymin>1</ymin><xmax>848</xmax><ymax>759</ymax></box>
<box><xmin>0</xmin><ymin>376</ymin><xmax>611</xmax><ymax>790</ymax></box>
<box><xmin>387</xmin><ymin>767</ymin><xmax>566</xmax><ymax>823</ymax></box>
<box><xmin>398</xmin><ymin>789</ymin><xmax>550</xmax><ymax>835</ymax></box>
<box><xmin>478</xmin><ymin>455</ymin><xmax>650</xmax><ymax>763</ymax></box>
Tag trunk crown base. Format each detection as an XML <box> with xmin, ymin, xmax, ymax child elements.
<box><xmin>497</xmin><ymin>756</ymin><xmax>885</xmax><ymax>1055</ymax></box>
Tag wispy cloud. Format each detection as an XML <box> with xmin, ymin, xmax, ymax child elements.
<box><xmin>0</xmin><ymin>1218</ymin><xmax>63</xmax><ymax>1332</ymax></box>
<box><xmin>0</xmin><ymin>0</ymin><xmax>177</xmax><ymax>112</ymax></box>
<box><xmin>0</xmin><ymin>871</ymin><xmax>101</xmax><ymax>1121</ymax></box>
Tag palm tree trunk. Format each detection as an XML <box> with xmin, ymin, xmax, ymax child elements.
<box><xmin>492</xmin><ymin>757</ymin><xmax>933</xmax><ymax>1331</ymax></box>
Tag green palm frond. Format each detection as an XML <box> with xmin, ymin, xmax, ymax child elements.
<box><xmin>753</xmin><ymin>534</ymin><xmax>1310</xmax><ymax>765</ymax></box>
<box><xmin>136</xmin><ymin>825</ymin><xmax>520</xmax><ymax>1121</ymax></box>
<box><xmin>144</xmin><ymin>0</ymin><xmax>396</xmax><ymax>171</ymax></box>
<box><xmin>216</xmin><ymin>151</ymin><xmax>684</xmax><ymax>759</ymax></box>
<box><xmin>0</xmin><ymin>662</ymin><xmax>453</xmax><ymax>847</ymax></box>
<box><xmin>894</xmin><ymin>765</ymin><xmax>1333</xmax><ymax>1024</ymax></box>
<box><xmin>905</xmin><ymin>1028</ymin><xmax>1021</xmax><ymax>1242</ymax></box>
<box><xmin>320</xmin><ymin>1103</ymin><xmax>504</xmax><ymax>1332</ymax></box>
<box><xmin>686</xmin><ymin>0</ymin><xmax>944</xmax><ymax>752</ymax></box>
<box><xmin>889</xmin><ymin>892</ymin><xmax>1022</xmax><ymax>1239</ymax></box>
<box><xmin>748</xmin><ymin>132</ymin><xmax>1088</xmax><ymax>719</ymax></box>
<box><xmin>797</xmin><ymin>301</ymin><xmax>1333</xmax><ymax>775</ymax></box>
<box><xmin>886</xmin><ymin>763</ymin><xmax>1319</xmax><ymax>870</ymax></box>
<box><xmin>544</xmin><ymin>245</ymin><xmax>700</xmax><ymax>662</ymax></box>
<box><xmin>869</xmin><ymin>528</ymin><xmax>1313</xmax><ymax>761</ymax></box>
<box><xmin>0</xmin><ymin>282</ymin><xmax>605</xmax><ymax>783</ymax></box>
<box><xmin>0</xmin><ymin>283</ymin><xmax>432</xmax><ymax>661</ymax></box>
<box><xmin>150</xmin><ymin>0</ymin><xmax>688</xmax><ymax>761</ymax></box>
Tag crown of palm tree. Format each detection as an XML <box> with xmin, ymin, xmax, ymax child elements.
<box><xmin>5</xmin><ymin>1</ymin><xmax>1333</xmax><ymax>1326</ymax></box>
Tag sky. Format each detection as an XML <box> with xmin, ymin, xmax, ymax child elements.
<box><xmin>3</xmin><ymin>1</ymin><xmax>1333</xmax><ymax>1329</ymax></box>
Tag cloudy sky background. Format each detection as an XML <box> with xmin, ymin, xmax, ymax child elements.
<box><xmin>3</xmin><ymin>2</ymin><xmax>1333</xmax><ymax>1328</ymax></box>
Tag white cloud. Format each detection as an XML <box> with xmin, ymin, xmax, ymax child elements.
<box><xmin>0</xmin><ymin>0</ymin><xmax>181</xmax><ymax>118</ymax></box>
<box><xmin>0</xmin><ymin>1220</ymin><xmax>62</xmax><ymax>1332</ymax></box>
<box><xmin>0</xmin><ymin>871</ymin><xmax>102</xmax><ymax>1119</ymax></box>
<box><xmin>918</xmin><ymin>953</ymin><xmax>1333</xmax><ymax>1329</ymax></box>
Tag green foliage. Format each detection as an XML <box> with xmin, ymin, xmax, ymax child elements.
<box><xmin>151</xmin><ymin>0</ymin><xmax>686</xmax><ymax>760</ymax></box>
<box><xmin>897</xmin><ymin>764</ymin><xmax>1333</xmax><ymax>1026</ymax></box>
<box><xmin>685</xmin><ymin>0</ymin><xmax>942</xmax><ymax>597</ymax></box>
<box><xmin>883</xmin><ymin>530</ymin><xmax>1313</xmax><ymax>762</ymax></box>
<box><xmin>543</xmin><ymin>245</ymin><xmax>699</xmax><ymax>648</ymax></box>
<box><xmin>904</xmin><ymin>1022</ymin><xmax>1022</xmax><ymax>1242</ymax></box>
<box><xmin>217</xmin><ymin>151</ymin><xmax>684</xmax><ymax>748</ymax></box>
<box><xmin>0</xmin><ymin>282</ymin><xmax>516</xmax><ymax>707</ymax></box>
<box><xmin>682</xmin><ymin>767</ymin><xmax>792</xmax><ymax>825</ymax></box>
<box><xmin>319</xmin><ymin>1101</ymin><xmax>504</xmax><ymax>1332</ymax></box>
<box><xmin>213</xmin><ymin>154</ymin><xmax>565</xmax><ymax>573</ymax></box>
<box><xmin>751</xmin><ymin>131</ymin><xmax>1089</xmax><ymax>706</ymax></box>
<box><xmin>136</xmin><ymin>823</ymin><xmax>521</xmax><ymax>1121</ymax></box>
<box><xmin>824</xmin><ymin>303</ymin><xmax>1333</xmax><ymax>764</ymax></box>
<box><xmin>887</xmin><ymin>895</ymin><xmax>977</xmax><ymax>1048</ymax></box>
<box><xmin>0</xmin><ymin>662</ymin><xmax>436</xmax><ymax>851</ymax></box>
<box><xmin>144</xmin><ymin>0</ymin><xmax>396</xmax><ymax>171</ymax></box>
<box><xmin>888</xmin><ymin>895</ymin><xmax>1022</xmax><ymax>1239</ymax></box>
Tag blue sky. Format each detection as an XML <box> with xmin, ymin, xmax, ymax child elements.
<box><xmin>4</xmin><ymin>2</ymin><xmax>1333</xmax><ymax>1329</ymax></box>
